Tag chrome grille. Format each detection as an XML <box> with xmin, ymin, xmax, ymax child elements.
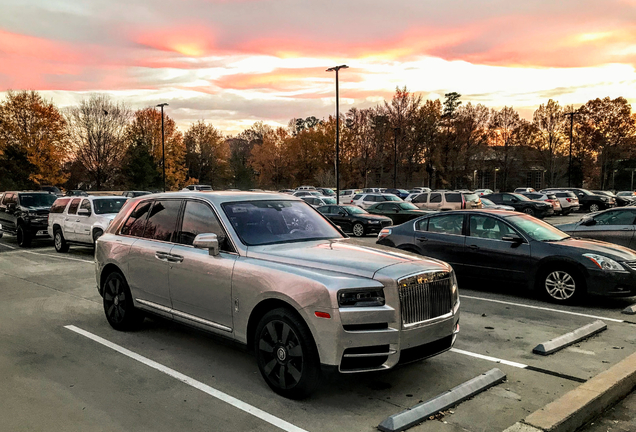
<box><xmin>398</xmin><ymin>271</ymin><xmax>452</xmax><ymax>327</ymax></box>
<box><xmin>623</xmin><ymin>261</ymin><xmax>636</xmax><ymax>271</ymax></box>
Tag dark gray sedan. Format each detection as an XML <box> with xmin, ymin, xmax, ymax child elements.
<box><xmin>557</xmin><ymin>207</ymin><xmax>636</xmax><ymax>250</ymax></box>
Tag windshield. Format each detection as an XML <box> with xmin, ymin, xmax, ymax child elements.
<box><xmin>19</xmin><ymin>194</ymin><xmax>57</xmax><ymax>208</ymax></box>
<box><xmin>578</xmin><ymin>189</ymin><xmax>594</xmax><ymax>196</ymax></box>
<box><xmin>463</xmin><ymin>193</ymin><xmax>479</xmax><ymax>202</ymax></box>
<box><xmin>399</xmin><ymin>202</ymin><xmax>418</xmax><ymax>210</ymax></box>
<box><xmin>481</xmin><ymin>198</ymin><xmax>494</xmax><ymax>206</ymax></box>
<box><xmin>94</xmin><ymin>198</ymin><xmax>128</xmax><ymax>214</ymax></box>
<box><xmin>223</xmin><ymin>200</ymin><xmax>344</xmax><ymax>246</ymax></box>
<box><xmin>386</xmin><ymin>195</ymin><xmax>401</xmax><ymax>201</ymax></box>
<box><xmin>321</xmin><ymin>189</ymin><xmax>335</xmax><ymax>196</ymax></box>
<box><xmin>512</xmin><ymin>193</ymin><xmax>531</xmax><ymax>201</ymax></box>
<box><xmin>322</xmin><ymin>197</ymin><xmax>336</xmax><ymax>204</ymax></box>
<box><xmin>506</xmin><ymin>215</ymin><xmax>570</xmax><ymax>241</ymax></box>
<box><xmin>345</xmin><ymin>206</ymin><xmax>367</xmax><ymax>215</ymax></box>
<box><xmin>617</xmin><ymin>192</ymin><xmax>633</xmax><ymax>197</ymax></box>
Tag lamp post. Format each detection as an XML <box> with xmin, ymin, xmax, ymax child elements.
<box><xmin>494</xmin><ymin>168</ymin><xmax>500</xmax><ymax>192</ymax></box>
<box><xmin>326</xmin><ymin>65</ymin><xmax>348</xmax><ymax>204</ymax></box>
<box><xmin>393</xmin><ymin>127</ymin><xmax>399</xmax><ymax>189</ymax></box>
<box><xmin>565</xmin><ymin>111</ymin><xmax>579</xmax><ymax>187</ymax></box>
<box><xmin>156</xmin><ymin>103</ymin><xmax>169</xmax><ymax>192</ymax></box>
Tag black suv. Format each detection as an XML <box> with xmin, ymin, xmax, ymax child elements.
<box><xmin>482</xmin><ymin>192</ymin><xmax>553</xmax><ymax>218</ymax></box>
<box><xmin>543</xmin><ymin>188</ymin><xmax>614</xmax><ymax>212</ymax></box>
<box><xmin>0</xmin><ymin>191</ymin><xmax>57</xmax><ymax>246</ymax></box>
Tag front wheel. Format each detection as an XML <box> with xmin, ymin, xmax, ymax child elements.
<box><xmin>352</xmin><ymin>223</ymin><xmax>365</xmax><ymax>237</ymax></box>
<box><xmin>589</xmin><ymin>203</ymin><xmax>600</xmax><ymax>212</ymax></box>
<box><xmin>540</xmin><ymin>268</ymin><xmax>584</xmax><ymax>304</ymax></box>
<box><xmin>92</xmin><ymin>229</ymin><xmax>103</xmax><ymax>243</ymax></box>
<box><xmin>254</xmin><ymin>308</ymin><xmax>320</xmax><ymax>399</ymax></box>
<box><xmin>17</xmin><ymin>225</ymin><xmax>31</xmax><ymax>247</ymax></box>
<box><xmin>102</xmin><ymin>272</ymin><xmax>144</xmax><ymax>331</ymax></box>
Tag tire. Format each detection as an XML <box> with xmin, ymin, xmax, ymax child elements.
<box><xmin>16</xmin><ymin>225</ymin><xmax>31</xmax><ymax>247</ymax></box>
<box><xmin>102</xmin><ymin>271</ymin><xmax>144</xmax><ymax>331</ymax></box>
<box><xmin>92</xmin><ymin>229</ymin><xmax>103</xmax><ymax>243</ymax></box>
<box><xmin>352</xmin><ymin>223</ymin><xmax>365</xmax><ymax>237</ymax></box>
<box><xmin>522</xmin><ymin>207</ymin><xmax>535</xmax><ymax>217</ymax></box>
<box><xmin>562</xmin><ymin>210</ymin><xmax>571</xmax><ymax>216</ymax></box>
<box><xmin>54</xmin><ymin>229</ymin><xmax>69</xmax><ymax>253</ymax></box>
<box><xmin>254</xmin><ymin>308</ymin><xmax>320</xmax><ymax>399</ymax></box>
<box><xmin>0</xmin><ymin>231</ymin><xmax>3</xmax><ymax>239</ymax></box>
<box><xmin>589</xmin><ymin>203</ymin><xmax>600</xmax><ymax>213</ymax></box>
<box><xmin>539</xmin><ymin>266</ymin><xmax>585</xmax><ymax>304</ymax></box>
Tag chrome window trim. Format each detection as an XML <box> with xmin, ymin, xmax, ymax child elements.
<box><xmin>137</xmin><ymin>299</ymin><xmax>233</xmax><ymax>332</ymax></box>
<box><xmin>183</xmin><ymin>197</ymin><xmax>240</xmax><ymax>255</ymax></box>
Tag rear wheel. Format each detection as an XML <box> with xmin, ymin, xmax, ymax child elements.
<box><xmin>254</xmin><ymin>308</ymin><xmax>320</xmax><ymax>399</ymax></box>
<box><xmin>522</xmin><ymin>207</ymin><xmax>535</xmax><ymax>217</ymax></box>
<box><xmin>16</xmin><ymin>225</ymin><xmax>31</xmax><ymax>247</ymax></box>
<box><xmin>589</xmin><ymin>203</ymin><xmax>600</xmax><ymax>212</ymax></box>
<box><xmin>352</xmin><ymin>223</ymin><xmax>365</xmax><ymax>237</ymax></box>
<box><xmin>54</xmin><ymin>229</ymin><xmax>69</xmax><ymax>253</ymax></box>
<box><xmin>102</xmin><ymin>272</ymin><xmax>144</xmax><ymax>331</ymax></box>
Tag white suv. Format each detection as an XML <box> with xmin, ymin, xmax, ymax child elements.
<box><xmin>48</xmin><ymin>195</ymin><xmax>128</xmax><ymax>252</ymax></box>
<box><xmin>351</xmin><ymin>193</ymin><xmax>402</xmax><ymax>209</ymax></box>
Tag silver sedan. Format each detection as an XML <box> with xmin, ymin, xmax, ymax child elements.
<box><xmin>95</xmin><ymin>192</ymin><xmax>460</xmax><ymax>398</ymax></box>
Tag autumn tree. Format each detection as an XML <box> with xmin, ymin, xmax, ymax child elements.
<box><xmin>489</xmin><ymin>106</ymin><xmax>522</xmax><ymax>191</ymax></box>
<box><xmin>452</xmin><ymin>102</ymin><xmax>490</xmax><ymax>188</ymax></box>
<box><xmin>530</xmin><ymin>99</ymin><xmax>567</xmax><ymax>187</ymax></box>
<box><xmin>0</xmin><ymin>90</ymin><xmax>69</xmax><ymax>189</ymax></box>
<box><xmin>249</xmin><ymin>126</ymin><xmax>291</xmax><ymax>188</ymax></box>
<box><xmin>65</xmin><ymin>94</ymin><xmax>130</xmax><ymax>189</ymax></box>
<box><xmin>184</xmin><ymin>121</ymin><xmax>229</xmax><ymax>188</ymax></box>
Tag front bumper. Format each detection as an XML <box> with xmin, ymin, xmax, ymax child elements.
<box><xmin>586</xmin><ymin>266</ymin><xmax>636</xmax><ymax>297</ymax></box>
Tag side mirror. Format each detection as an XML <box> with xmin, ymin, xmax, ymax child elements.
<box><xmin>193</xmin><ymin>233</ymin><xmax>219</xmax><ymax>256</ymax></box>
<box><xmin>578</xmin><ymin>193</ymin><xmax>584</xmax><ymax>196</ymax></box>
<box><xmin>7</xmin><ymin>203</ymin><xmax>16</xmax><ymax>211</ymax></box>
<box><xmin>511</xmin><ymin>198</ymin><xmax>518</xmax><ymax>203</ymax></box>
<box><xmin>78</xmin><ymin>209</ymin><xmax>91</xmax><ymax>217</ymax></box>
<box><xmin>502</xmin><ymin>235</ymin><xmax>523</xmax><ymax>243</ymax></box>
<box><xmin>338</xmin><ymin>211</ymin><xmax>346</xmax><ymax>216</ymax></box>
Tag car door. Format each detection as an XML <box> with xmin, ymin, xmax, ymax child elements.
<box><xmin>0</xmin><ymin>193</ymin><xmax>16</xmax><ymax>231</ymax></box>
<box><xmin>574</xmin><ymin>209</ymin><xmax>636</xmax><ymax>248</ymax></box>
<box><xmin>465</xmin><ymin>214</ymin><xmax>531</xmax><ymax>282</ymax></box>
<box><xmin>74</xmin><ymin>199</ymin><xmax>93</xmax><ymax>243</ymax></box>
<box><xmin>411</xmin><ymin>193</ymin><xmax>429</xmax><ymax>209</ymax></box>
<box><xmin>413</xmin><ymin>213</ymin><xmax>466</xmax><ymax>273</ymax></box>
<box><xmin>331</xmin><ymin>206</ymin><xmax>352</xmax><ymax>232</ymax></box>
<box><xmin>361</xmin><ymin>195</ymin><xmax>377</xmax><ymax>209</ymax></box>
<box><xmin>427</xmin><ymin>193</ymin><xmax>443</xmax><ymax>211</ymax></box>
<box><xmin>124</xmin><ymin>199</ymin><xmax>181</xmax><ymax>310</ymax></box>
<box><xmin>169</xmin><ymin>200</ymin><xmax>237</xmax><ymax>331</ymax></box>
<box><xmin>64</xmin><ymin>198</ymin><xmax>82</xmax><ymax>241</ymax></box>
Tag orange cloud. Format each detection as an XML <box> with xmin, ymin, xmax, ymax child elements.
<box><xmin>135</xmin><ymin>26</ymin><xmax>217</xmax><ymax>57</ymax></box>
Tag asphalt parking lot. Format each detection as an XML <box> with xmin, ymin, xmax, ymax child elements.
<box><xmin>1</xmin><ymin>213</ymin><xmax>635</xmax><ymax>432</ymax></box>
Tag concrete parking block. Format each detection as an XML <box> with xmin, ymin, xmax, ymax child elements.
<box><xmin>504</xmin><ymin>351</ymin><xmax>636</xmax><ymax>432</ymax></box>
<box><xmin>622</xmin><ymin>304</ymin><xmax>636</xmax><ymax>315</ymax></box>
<box><xmin>378</xmin><ymin>368</ymin><xmax>506</xmax><ymax>432</ymax></box>
<box><xmin>532</xmin><ymin>320</ymin><xmax>607</xmax><ymax>356</ymax></box>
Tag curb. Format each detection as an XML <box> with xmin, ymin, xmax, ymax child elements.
<box><xmin>378</xmin><ymin>368</ymin><xmax>506</xmax><ymax>432</ymax></box>
<box><xmin>532</xmin><ymin>320</ymin><xmax>607</xmax><ymax>356</ymax></box>
<box><xmin>622</xmin><ymin>304</ymin><xmax>636</xmax><ymax>315</ymax></box>
<box><xmin>503</xmin><ymin>351</ymin><xmax>636</xmax><ymax>432</ymax></box>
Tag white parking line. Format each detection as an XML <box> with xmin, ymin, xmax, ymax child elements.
<box><xmin>0</xmin><ymin>242</ymin><xmax>15</xmax><ymax>249</ymax></box>
<box><xmin>20</xmin><ymin>250</ymin><xmax>93</xmax><ymax>264</ymax></box>
<box><xmin>460</xmin><ymin>294</ymin><xmax>625</xmax><ymax>323</ymax></box>
<box><xmin>64</xmin><ymin>325</ymin><xmax>308</xmax><ymax>432</ymax></box>
<box><xmin>450</xmin><ymin>348</ymin><xmax>527</xmax><ymax>368</ymax></box>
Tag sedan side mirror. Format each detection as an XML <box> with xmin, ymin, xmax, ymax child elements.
<box><xmin>511</xmin><ymin>198</ymin><xmax>518</xmax><ymax>203</ymax></box>
<box><xmin>582</xmin><ymin>218</ymin><xmax>596</xmax><ymax>226</ymax></box>
<box><xmin>338</xmin><ymin>211</ymin><xmax>346</xmax><ymax>216</ymax></box>
<box><xmin>193</xmin><ymin>233</ymin><xmax>219</xmax><ymax>256</ymax></box>
<box><xmin>502</xmin><ymin>235</ymin><xmax>523</xmax><ymax>243</ymax></box>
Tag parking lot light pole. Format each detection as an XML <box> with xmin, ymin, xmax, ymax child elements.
<box><xmin>565</xmin><ymin>111</ymin><xmax>579</xmax><ymax>187</ymax></box>
<box><xmin>326</xmin><ymin>65</ymin><xmax>348</xmax><ymax>204</ymax></box>
<box><xmin>157</xmin><ymin>103</ymin><xmax>169</xmax><ymax>192</ymax></box>
<box><xmin>494</xmin><ymin>168</ymin><xmax>499</xmax><ymax>192</ymax></box>
<box><xmin>393</xmin><ymin>127</ymin><xmax>399</xmax><ymax>189</ymax></box>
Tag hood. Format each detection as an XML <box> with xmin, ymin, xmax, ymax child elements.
<box><xmin>528</xmin><ymin>199</ymin><xmax>551</xmax><ymax>207</ymax></box>
<box><xmin>247</xmin><ymin>239</ymin><xmax>433</xmax><ymax>278</ymax></box>
<box><xmin>553</xmin><ymin>237</ymin><xmax>636</xmax><ymax>261</ymax></box>
<box><xmin>555</xmin><ymin>222</ymin><xmax>578</xmax><ymax>232</ymax></box>
<box><xmin>99</xmin><ymin>213</ymin><xmax>118</xmax><ymax>221</ymax></box>
<box><xmin>22</xmin><ymin>206</ymin><xmax>52</xmax><ymax>213</ymax></box>
<box><xmin>358</xmin><ymin>214</ymin><xmax>392</xmax><ymax>221</ymax></box>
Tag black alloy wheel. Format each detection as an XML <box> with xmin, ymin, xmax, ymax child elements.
<box><xmin>352</xmin><ymin>222</ymin><xmax>365</xmax><ymax>237</ymax></box>
<box><xmin>522</xmin><ymin>207</ymin><xmax>535</xmax><ymax>217</ymax></box>
<box><xmin>589</xmin><ymin>203</ymin><xmax>600</xmax><ymax>212</ymax></box>
<box><xmin>93</xmin><ymin>229</ymin><xmax>104</xmax><ymax>243</ymax></box>
<box><xmin>16</xmin><ymin>225</ymin><xmax>31</xmax><ymax>247</ymax></box>
<box><xmin>102</xmin><ymin>272</ymin><xmax>144</xmax><ymax>331</ymax></box>
<box><xmin>254</xmin><ymin>308</ymin><xmax>320</xmax><ymax>399</ymax></box>
<box><xmin>54</xmin><ymin>229</ymin><xmax>69</xmax><ymax>253</ymax></box>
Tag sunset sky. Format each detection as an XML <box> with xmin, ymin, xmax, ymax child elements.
<box><xmin>1</xmin><ymin>0</ymin><xmax>635</xmax><ymax>134</ymax></box>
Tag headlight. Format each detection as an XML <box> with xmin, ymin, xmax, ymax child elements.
<box><xmin>583</xmin><ymin>253</ymin><xmax>624</xmax><ymax>271</ymax></box>
<box><xmin>338</xmin><ymin>288</ymin><xmax>385</xmax><ymax>307</ymax></box>
<box><xmin>451</xmin><ymin>270</ymin><xmax>459</xmax><ymax>306</ymax></box>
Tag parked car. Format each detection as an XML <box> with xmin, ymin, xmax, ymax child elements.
<box><xmin>317</xmin><ymin>204</ymin><xmax>392</xmax><ymax>237</ymax></box>
<box><xmin>0</xmin><ymin>191</ymin><xmax>57</xmax><ymax>246</ymax></box>
<box><xmin>296</xmin><ymin>185</ymin><xmax>316</xmax><ymax>191</ymax></box>
<box><xmin>474</xmin><ymin>189</ymin><xmax>494</xmax><ymax>196</ymax></box>
<box><xmin>377</xmin><ymin>210</ymin><xmax>636</xmax><ymax>303</ymax></box>
<box><xmin>65</xmin><ymin>190</ymin><xmax>89</xmax><ymax>197</ymax></box>
<box><xmin>411</xmin><ymin>187</ymin><xmax>432</xmax><ymax>193</ymax></box>
<box><xmin>518</xmin><ymin>192</ymin><xmax>562</xmax><ymax>215</ymax></box>
<box><xmin>404</xmin><ymin>193</ymin><xmax>421</xmax><ymax>202</ymax></box>
<box><xmin>122</xmin><ymin>191</ymin><xmax>152</xmax><ymax>198</ymax></box>
<box><xmin>480</xmin><ymin>198</ymin><xmax>515</xmax><ymax>211</ymax></box>
<box><xmin>300</xmin><ymin>196</ymin><xmax>337</xmax><ymax>208</ymax></box>
<box><xmin>514</xmin><ymin>187</ymin><xmax>536</xmax><ymax>193</ymax></box>
<box><xmin>339</xmin><ymin>189</ymin><xmax>359</xmax><ymax>204</ymax></box>
<box><xmin>362</xmin><ymin>188</ymin><xmax>383</xmax><ymax>194</ymax></box>
<box><xmin>48</xmin><ymin>195</ymin><xmax>129</xmax><ymax>252</ymax></box>
<box><xmin>351</xmin><ymin>193</ymin><xmax>402</xmax><ymax>209</ymax></box>
<box><xmin>482</xmin><ymin>193</ymin><xmax>553</xmax><ymax>218</ymax></box>
<box><xmin>542</xmin><ymin>188</ymin><xmax>615</xmax><ymax>213</ymax></box>
<box><xmin>39</xmin><ymin>185</ymin><xmax>63</xmax><ymax>196</ymax></box>
<box><xmin>366</xmin><ymin>201</ymin><xmax>431</xmax><ymax>224</ymax></box>
<box><xmin>593</xmin><ymin>191</ymin><xmax>633</xmax><ymax>207</ymax></box>
<box><xmin>411</xmin><ymin>191</ymin><xmax>482</xmax><ymax>211</ymax></box>
<box><xmin>616</xmin><ymin>191</ymin><xmax>636</xmax><ymax>199</ymax></box>
<box><xmin>556</xmin><ymin>207</ymin><xmax>636</xmax><ymax>250</ymax></box>
<box><xmin>96</xmin><ymin>192</ymin><xmax>460</xmax><ymax>398</ymax></box>
<box><xmin>541</xmin><ymin>190</ymin><xmax>580</xmax><ymax>215</ymax></box>
<box><xmin>183</xmin><ymin>185</ymin><xmax>213</xmax><ymax>191</ymax></box>
<box><xmin>278</xmin><ymin>189</ymin><xmax>295</xmax><ymax>194</ymax></box>
<box><xmin>317</xmin><ymin>188</ymin><xmax>336</xmax><ymax>197</ymax></box>
<box><xmin>383</xmin><ymin>188</ymin><xmax>410</xmax><ymax>199</ymax></box>
<box><xmin>293</xmin><ymin>191</ymin><xmax>322</xmax><ymax>198</ymax></box>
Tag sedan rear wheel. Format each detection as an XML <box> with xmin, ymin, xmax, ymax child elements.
<box><xmin>254</xmin><ymin>308</ymin><xmax>320</xmax><ymax>399</ymax></box>
<box><xmin>589</xmin><ymin>203</ymin><xmax>600</xmax><ymax>212</ymax></box>
<box><xmin>352</xmin><ymin>223</ymin><xmax>365</xmax><ymax>237</ymax></box>
<box><xmin>522</xmin><ymin>208</ymin><xmax>535</xmax><ymax>217</ymax></box>
<box><xmin>543</xmin><ymin>269</ymin><xmax>583</xmax><ymax>304</ymax></box>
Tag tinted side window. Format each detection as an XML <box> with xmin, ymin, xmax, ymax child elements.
<box><xmin>50</xmin><ymin>198</ymin><xmax>70</xmax><ymax>214</ymax></box>
<box><xmin>143</xmin><ymin>200</ymin><xmax>182</xmax><ymax>242</ymax></box>
<box><xmin>121</xmin><ymin>201</ymin><xmax>152</xmax><ymax>237</ymax></box>
<box><xmin>428</xmin><ymin>214</ymin><xmax>464</xmax><ymax>235</ymax></box>
<box><xmin>353</xmin><ymin>194</ymin><xmax>362</xmax><ymax>201</ymax></box>
<box><xmin>178</xmin><ymin>201</ymin><xmax>233</xmax><ymax>252</ymax></box>
<box><xmin>80</xmin><ymin>199</ymin><xmax>92</xmax><ymax>213</ymax></box>
<box><xmin>67</xmin><ymin>198</ymin><xmax>81</xmax><ymax>215</ymax></box>
<box><xmin>446</xmin><ymin>193</ymin><xmax>461</xmax><ymax>203</ymax></box>
<box><xmin>412</xmin><ymin>193</ymin><xmax>427</xmax><ymax>204</ymax></box>
<box><xmin>469</xmin><ymin>215</ymin><xmax>516</xmax><ymax>240</ymax></box>
<box><xmin>415</xmin><ymin>218</ymin><xmax>428</xmax><ymax>231</ymax></box>
<box><xmin>375</xmin><ymin>204</ymin><xmax>386</xmax><ymax>210</ymax></box>
<box><xmin>594</xmin><ymin>210</ymin><xmax>636</xmax><ymax>226</ymax></box>
<box><xmin>430</xmin><ymin>193</ymin><xmax>442</xmax><ymax>203</ymax></box>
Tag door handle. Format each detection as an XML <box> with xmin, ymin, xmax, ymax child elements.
<box><xmin>416</xmin><ymin>237</ymin><xmax>428</xmax><ymax>242</ymax></box>
<box><xmin>155</xmin><ymin>251</ymin><xmax>170</xmax><ymax>261</ymax></box>
<box><xmin>167</xmin><ymin>254</ymin><xmax>184</xmax><ymax>263</ymax></box>
<box><xmin>468</xmin><ymin>244</ymin><xmax>479</xmax><ymax>250</ymax></box>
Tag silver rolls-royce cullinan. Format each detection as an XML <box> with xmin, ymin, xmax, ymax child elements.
<box><xmin>95</xmin><ymin>192</ymin><xmax>460</xmax><ymax>398</ymax></box>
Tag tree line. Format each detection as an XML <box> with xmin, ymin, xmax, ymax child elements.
<box><xmin>1</xmin><ymin>88</ymin><xmax>635</xmax><ymax>193</ymax></box>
